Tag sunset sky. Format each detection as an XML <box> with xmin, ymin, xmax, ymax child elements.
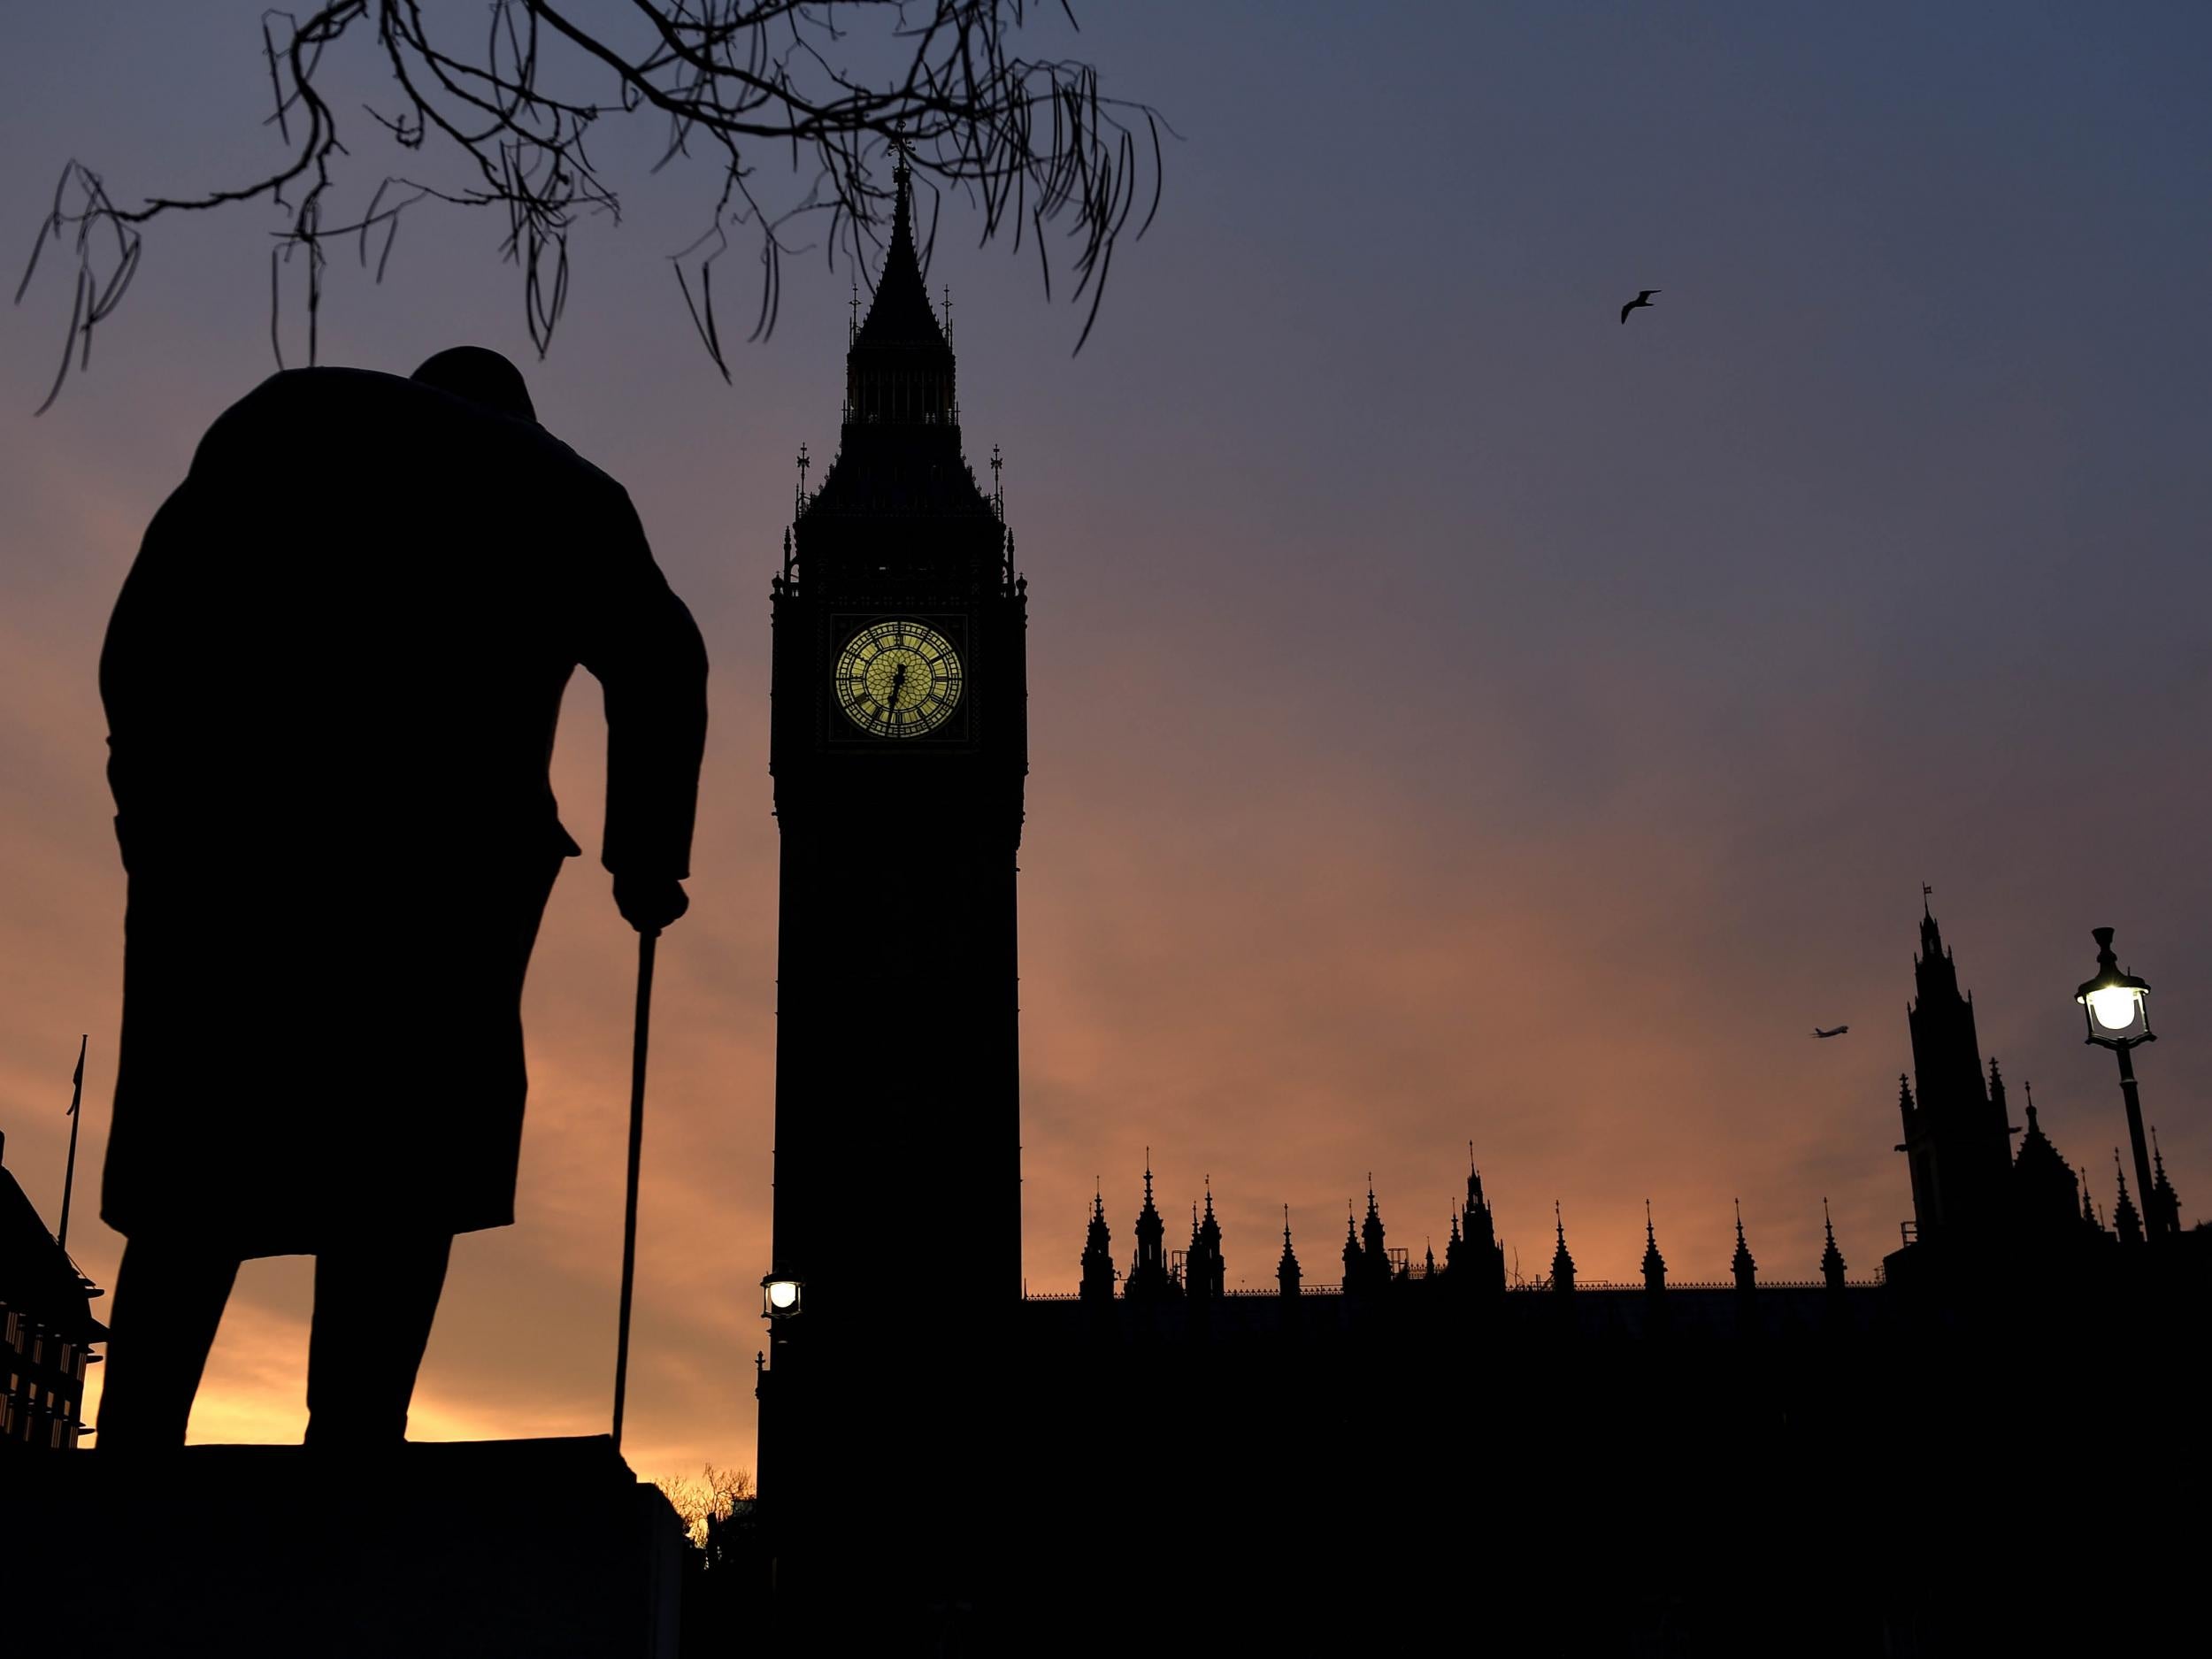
<box><xmin>4</xmin><ymin>4</ymin><xmax>2209</xmax><ymax>1483</ymax></box>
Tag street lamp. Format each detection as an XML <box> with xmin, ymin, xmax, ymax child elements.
<box><xmin>762</xmin><ymin>1276</ymin><xmax>804</xmax><ymax>1318</ymax></box>
<box><xmin>2075</xmin><ymin>926</ymin><xmax>2163</xmax><ymax>1238</ymax></box>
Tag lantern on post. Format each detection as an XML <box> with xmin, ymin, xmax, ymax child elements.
<box><xmin>2076</xmin><ymin>928</ymin><xmax>2152</xmax><ymax>1046</ymax></box>
<box><xmin>2074</xmin><ymin>927</ymin><xmax>2164</xmax><ymax>1238</ymax></box>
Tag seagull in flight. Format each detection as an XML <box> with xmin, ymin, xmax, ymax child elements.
<box><xmin>1620</xmin><ymin>289</ymin><xmax>1659</xmax><ymax>324</ymax></box>
<box><xmin>1812</xmin><ymin>1025</ymin><xmax>1850</xmax><ymax>1039</ymax></box>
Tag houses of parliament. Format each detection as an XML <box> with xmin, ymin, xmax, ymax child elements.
<box><xmin>749</xmin><ymin>155</ymin><xmax>2206</xmax><ymax>1649</ymax></box>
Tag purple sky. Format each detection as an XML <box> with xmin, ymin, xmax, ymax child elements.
<box><xmin>3</xmin><ymin>2</ymin><xmax>2208</xmax><ymax>1481</ymax></box>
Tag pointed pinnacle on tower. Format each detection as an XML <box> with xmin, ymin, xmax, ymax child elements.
<box><xmin>2145</xmin><ymin>1125</ymin><xmax>2182</xmax><ymax>1238</ymax></box>
<box><xmin>2111</xmin><ymin>1148</ymin><xmax>2146</xmax><ymax>1246</ymax></box>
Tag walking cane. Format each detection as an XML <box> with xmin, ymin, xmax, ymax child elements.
<box><xmin>611</xmin><ymin>928</ymin><xmax>658</xmax><ymax>1456</ymax></box>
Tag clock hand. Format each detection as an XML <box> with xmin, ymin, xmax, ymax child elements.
<box><xmin>885</xmin><ymin>663</ymin><xmax>907</xmax><ymax>724</ymax></box>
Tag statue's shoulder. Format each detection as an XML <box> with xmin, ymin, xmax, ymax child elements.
<box><xmin>187</xmin><ymin>367</ymin><xmax>421</xmax><ymax>474</ymax></box>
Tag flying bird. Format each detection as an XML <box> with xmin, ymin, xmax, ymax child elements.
<box><xmin>1812</xmin><ymin>1025</ymin><xmax>1850</xmax><ymax>1039</ymax></box>
<box><xmin>1620</xmin><ymin>289</ymin><xmax>1659</xmax><ymax>324</ymax></box>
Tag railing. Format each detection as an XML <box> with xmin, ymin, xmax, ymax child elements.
<box><xmin>1022</xmin><ymin>1277</ymin><xmax>1885</xmax><ymax>1302</ymax></box>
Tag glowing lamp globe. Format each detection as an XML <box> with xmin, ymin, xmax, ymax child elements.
<box><xmin>2075</xmin><ymin>927</ymin><xmax>2152</xmax><ymax>1048</ymax></box>
<box><xmin>2087</xmin><ymin>986</ymin><xmax>2140</xmax><ymax>1032</ymax></box>
<box><xmin>762</xmin><ymin>1277</ymin><xmax>803</xmax><ymax>1317</ymax></box>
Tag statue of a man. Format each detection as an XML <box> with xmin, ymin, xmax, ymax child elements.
<box><xmin>94</xmin><ymin>348</ymin><xmax>709</xmax><ymax>1448</ymax></box>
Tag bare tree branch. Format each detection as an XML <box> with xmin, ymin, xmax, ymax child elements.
<box><xmin>16</xmin><ymin>2</ymin><xmax>1170</xmax><ymax>409</ymax></box>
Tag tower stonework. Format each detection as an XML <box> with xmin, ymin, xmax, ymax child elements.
<box><xmin>759</xmin><ymin>151</ymin><xmax>1027</xmax><ymax>1540</ymax></box>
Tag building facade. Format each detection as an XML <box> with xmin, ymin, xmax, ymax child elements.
<box><xmin>0</xmin><ymin>1131</ymin><xmax>105</xmax><ymax>1451</ymax></box>
<box><xmin>755</xmin><ymin>148</ymin><xmax>1027</xmax><ymax>1582</ymax></box>
<box><xmin>749</xmin><ymin>180</ymin><xmax>2208</xmax><ymax>1647</ymax></box>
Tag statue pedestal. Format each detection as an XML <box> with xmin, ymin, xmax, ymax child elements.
<box><xmin>8</xmin><ymin>1436</ymin><xmax>684</xmax><ymax>1658</ymax></box>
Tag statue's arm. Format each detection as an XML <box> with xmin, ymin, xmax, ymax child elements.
<box><xmin>579</xmin><ymin>486</ymin><xmax>710</xmax><ymax>888</ymax></box>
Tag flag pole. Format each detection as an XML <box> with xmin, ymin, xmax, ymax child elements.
<box><xmin>611</xmin><ymin>932</ymin><xmax>658</xmax><ymax>1456</ymax></box>
<box><xmin>58</xmin><ymin>1034</ymin><xmax>86</xmax><ymax>1250</ymax></box>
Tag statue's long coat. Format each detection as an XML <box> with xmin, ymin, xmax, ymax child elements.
<box><xmin>98</xmin><ymin>368</ymin><xmax>708</xmax><ymax>1255</ymax></box>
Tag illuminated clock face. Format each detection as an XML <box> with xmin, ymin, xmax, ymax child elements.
<box><xmin>834</xmin><ymin>619</ymin><xmax>964</xmax><ymax>737</ymax></box>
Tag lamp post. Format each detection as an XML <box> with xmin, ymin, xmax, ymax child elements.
<box><xmin>2074</xmin><ymin>926</ymin><xmax>2163</xmax><ymax>1239</ymax></box>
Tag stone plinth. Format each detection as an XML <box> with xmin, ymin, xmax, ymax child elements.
<box><xmin>5</xmin><ymin>1436</ymin><xmax>683</xmax><ymax>1657</ymax></box>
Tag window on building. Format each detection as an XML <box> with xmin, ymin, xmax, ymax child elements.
<box><xmin>31</xmin><ymin>1334</ymin><xmax>42</xmax><ymax>1364</ymax></box>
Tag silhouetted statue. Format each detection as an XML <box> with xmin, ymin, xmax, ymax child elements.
<box><xmin>94</xmin><ymin>347</ymin><xmax>708</xmax><ymax>1449</ymax></box>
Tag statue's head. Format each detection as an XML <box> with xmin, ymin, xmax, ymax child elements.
<box><xmin>410</xmin><ymin>346</ymin><xmax>536</xmax><ymax>422</ymax></box>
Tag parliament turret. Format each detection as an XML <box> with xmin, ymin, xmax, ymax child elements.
<box><xmin>1641</xmin><ymin>1202</ymin><xmax>1667</xmax><ymax>1297</ymax></box>
<box><xmin>1459</xmin><ymin>1150</ymin><xmax>1508</xmax><ymax>1298</ymax></box>
<box><xmin>1895</xmin><ymin>902</ymin><xmax>2014</xmax><ymax>1248</ymax></box>
<box><xmin>1186</xmin><ymin>1184</ymin><xmax>1225</xmax><ymax>1301</ymax></box>
<box><xmin>1550</xmin><ymin>1203</ymin><xmax>1576</xmax><ymax>1296</ymax></box>
<box><xmin>2009</xmin><ymin>1082</ymin><xmax>2088</xmax><ymax>1248</ymax></box>
<box><xmin>1079</xmin><ymin>1185</ymin><xmax>1115</xmax><ymax>1305</ymax></box>
<box><xmin>1350</xmin><ymin>1181</ymin><xmax>1394</xmax><ymax>1296</ymax></box>
<box><xmin>1126</xmin><ymin>1157</ymin><xmax>1177</xmax><ymax>1301</ymax></box>
<box><xmin>1820</xmin><ymin>1200</ymin><xmax>1848</xmax><ymax>1294</ymax></box>
<box><xmin>2111</xmin><ymin>1153</ymin><xmax>2146</xmax><ymax>1248</ymax></box>
<box><xmin>2147</xmin><ymin>1129</ymin><xmax>2184</xmax><ymax>1240</ymax></box>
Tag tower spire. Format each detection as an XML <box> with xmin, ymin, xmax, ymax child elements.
<box><xmin>2148</xmin><ymin>1125</ymin><xmax>2183</xmax><ymax>1237</ymax></box>
<box><xmin>1641</xmin><ymin>1199</ymin><xmax>1666</xmax><ymax>1295</ymax></box>
<box><xmin>2111</xmin><ymin>1148</ymin><xmax>2145</xmax><ymax>1247</ymax></box>
<box><xmin>1820</xmin><ymin>1197</ymin><xmax>1847</xmax><ymax>1291</ymax></box>
<box><xmin>1187</xmin><ymin>1180</ymin><xmax>1225</xmax><ymax>1299</ymax></box>
<box><xmin>1079</xmin><ymin>1176</ymin><xmax>1115</xmax><ymax>1302</ymax></box>
<box><xmin>1278</xmin><ymin>1204</ymin><xmax>1301</xmax><ymax>1298</ymax></box>
<box><xmin>1126</xmin><ymin>1149</ymin><xmax>1172</xmax><ymax>1299</ymax></box>
<box><xmin>839</xmin><ymin>134</ymin><xmax>956</xmax><ymax>429</ymax></box>
<box><xmin>1732</xmin><ymin>1199</ymin><xmax>1758</xmax><ymax>1293</ymax></box>
<box><xmin>1550</xmin><ymin>1201</ymin><xmax>1575</xmax><ymax>1294</ymax></box>
<box><xmin>1356</xmin><ymin>1177</ymin><xmax>1389</xmax><ymax>1290</ymax></box>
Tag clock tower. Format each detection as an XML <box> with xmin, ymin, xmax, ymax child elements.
<box><xmin>758</xmin><ymin>149</ymin><xmax>1027</xmax><ymax>1555</ymax></box>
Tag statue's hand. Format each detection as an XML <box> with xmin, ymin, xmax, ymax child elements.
<box><xmin>613</xmin><ymin>872</ymin><xmax>689</xmax><ymax>934</ymax></box>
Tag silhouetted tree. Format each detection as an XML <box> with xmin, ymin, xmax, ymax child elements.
<box><xmin>660</xmin><ymin>1462</ymin><xmax>769</xmax><ymax>1649</ymax></box>
<box><xmin>654</xmin><ymin>1461</ymin><xmax>755</xmax><ymax>1548</ymax></box>
<box><xmin>17</xmin><ymin>2</ymin><xmax>1166</xmax><ymax>409</ymax></box>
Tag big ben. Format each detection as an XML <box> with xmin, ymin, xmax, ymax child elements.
<box><xmin>757</xmin><ymin>147</ymin><xmax>1026</xmax><ymax>1584</ymax></box>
